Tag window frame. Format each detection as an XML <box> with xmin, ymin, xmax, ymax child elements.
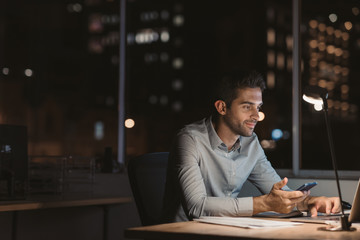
<box><xmin>289</xmin><ymin>0</ymin><xmax>359</xmax><ymax>180</ymax></box>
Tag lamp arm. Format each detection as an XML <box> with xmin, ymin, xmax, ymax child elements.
<box><xmin>303</xmin><ymin>89</ymin><xmax>354</xmax><ymax>231</ymax></box>
<box><xmin>323</xmin><ymin>108</ymin><xmax>344</xmax><ymax>215</ymax></box>
<box><xmin>323</xmin><ymin>107</ymin><xmax>354</xmax><ymax>230</ymax></box>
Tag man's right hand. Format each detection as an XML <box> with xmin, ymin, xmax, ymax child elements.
<box><xmin>253</xmin><ymin>177</ymin><xmax>309</xmax><ymax>215</ymax></box>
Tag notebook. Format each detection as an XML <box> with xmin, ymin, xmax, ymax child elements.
<box><xmin>290</xmin><ymin>179</ymin><xmax>360</xmax><ymax>224</ymax></box>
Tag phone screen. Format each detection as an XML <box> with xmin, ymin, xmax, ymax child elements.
<box><xmin>296</xmin><ymin>181</ymin><xmax>318</xmax><ymax>191</ymax></box>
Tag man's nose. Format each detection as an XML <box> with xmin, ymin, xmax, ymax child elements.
<box><xmin>251</xmin><ymin>109</ymin><xmax>260</xmax><ymax>120</ymax></box>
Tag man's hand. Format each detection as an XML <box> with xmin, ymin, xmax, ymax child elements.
<box><xmin>253</xmin><ymin>177</ymin><xmax>309</xmax><ymax>215</ymax></box>
<box><xmin>305</xmin><ymin>196</ymin><xmax>341</xmax><ymax>217</ymax></box>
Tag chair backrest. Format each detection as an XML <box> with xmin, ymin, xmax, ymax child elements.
<box><xmin>127</xmin><ymin>152</ymin><xmax>169</xmax><ymax>226</ymax></box>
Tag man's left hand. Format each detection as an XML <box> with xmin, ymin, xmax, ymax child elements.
<box><xmin>306</xmin><ymin>196</ymin><xmax>341</xmax><ymax>217</ymax></box>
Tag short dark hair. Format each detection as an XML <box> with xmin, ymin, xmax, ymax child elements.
<box><xmin>214</xmin><ymin>70</ymin><xmax>265</xmax><ymax>108</ymax></box>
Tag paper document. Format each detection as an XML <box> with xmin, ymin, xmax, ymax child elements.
<box><xmin>194</xmin><ymin>216</ymin><xmax>303</xmax><ymax>229</ymax></box>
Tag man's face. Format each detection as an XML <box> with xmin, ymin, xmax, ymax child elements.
<box><xmin>223</xmin><ymin>87</ymin><xmax>263</xmax><ymax>137</ymax></box>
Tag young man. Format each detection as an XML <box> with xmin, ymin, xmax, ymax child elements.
<box><xmin>162</xmin><ymin>70</ymin><xmax>340</xmax><ymax>223</ymax></box>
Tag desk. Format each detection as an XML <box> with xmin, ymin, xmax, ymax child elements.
<box><xmin>124</xmin><ymin>220</ymin><xmax>360</xmax><ymax>240</ymax></box>
<box><xmin>0</xmin><ymin>196</ymin><xmax>132</xmax><ymax>240</ymax></box>
<box><xmin>0</xmin><ymin>196</ymin><xmax>132</xmax><ymax>212</ymax></box>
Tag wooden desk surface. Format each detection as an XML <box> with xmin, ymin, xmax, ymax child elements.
<box><xmin>0</xmin><ymin>196</ymin><xmax>132</xmax><ymax>212</ymax></box>
<box><xmin>124</xmin><ymin>220</ymin><xmax>360</xmax><ymax>240</ymax></box>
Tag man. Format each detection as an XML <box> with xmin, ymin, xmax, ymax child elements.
<box><xmin>162</xmin><ymin>70</ymin><xmax>340</xmax><ymax>223</ymax></box>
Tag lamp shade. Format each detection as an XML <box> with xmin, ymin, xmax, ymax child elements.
<box><xmin>303</xmin><ymin>85</ymin><xmax>328</xmax><ymax>100</ymax></box>
<box><xmin>302</xmin><ymin>94</ymin><xmax>323</xmax><ymax>106</ymax></box>
<box><xmin>302</xmin><ymin>85</ymin><xmax>328</xmax><ymax>110</ymax></box>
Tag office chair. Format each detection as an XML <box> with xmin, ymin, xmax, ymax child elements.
<box><xmin>127</xmin><ymin>152</ymin><xmax>169</xmax><ymax>226</ymax></box>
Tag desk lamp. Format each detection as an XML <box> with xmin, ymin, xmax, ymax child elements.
<box><xmin>302</xmin><ymin>85</ymin><xmax>354</xmax><ymax>231</ymax></box>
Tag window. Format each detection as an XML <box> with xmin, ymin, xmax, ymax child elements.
<box><xmin>0</xmin><ymin>1</ymin><xmax>119</xmax><ymax>159</ymax></box>
<box><xmin>301</xmin><ymin>0</ymin><xmax>360</xmax><ymax>173</ymax></box>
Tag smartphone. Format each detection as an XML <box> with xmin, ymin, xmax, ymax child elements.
<box><xmin>296</xmin><ymin>181</ymin><xmax>318</xmax><ymax>191</ymax></box>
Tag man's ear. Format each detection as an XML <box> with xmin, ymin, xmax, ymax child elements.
<box><xmin>214</xmin><ymin>100</ymin><xmax>226</xmax><ymax>115</ymax></box>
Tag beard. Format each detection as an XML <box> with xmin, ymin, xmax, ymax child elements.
<box><xmin>223</xmin><ymin>114</ymin><xmax>257</xmax><ymax>137</ymax></box>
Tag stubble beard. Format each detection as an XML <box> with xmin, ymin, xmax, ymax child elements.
<box><xmin>224</xmin><ymin>116</ymin><xmax>257</xmax><ymax>137</ymax></box>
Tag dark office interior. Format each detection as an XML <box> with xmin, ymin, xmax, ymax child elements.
<box><xmin>0</xmin><ymin>0</ymin><xmax>360</xmax><ymax>239</ymax></box>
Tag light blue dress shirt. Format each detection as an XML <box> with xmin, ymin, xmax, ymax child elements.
<box><xmin>162</xmin><ymin>117</ymin><xmax>285</xmax><ymax>222</ymax></box>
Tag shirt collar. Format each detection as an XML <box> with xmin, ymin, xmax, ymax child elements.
<box><xmin>206</xmin><ymin>116</ymin><xmax>241</xmax><ymax>152</ymax></box>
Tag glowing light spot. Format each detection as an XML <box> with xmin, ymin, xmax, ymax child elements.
<box><xmin>309</xmin><ymin>20</ymin><xmax>318</xmax><ymax>29</ymax></box>
<box><xmin>260</xmin><ymin>139</ymin><xmax>276</xmax><ymax>150</ymax></box>
<box><xmin>135</xmin><ymin>29</ymin><xmax>159</xmax><ymax>44</ymax></box>
<box><xmin>271</xmin><ymin>129</ymin><xmax>283</xmax><ymax>141</ymax></box>
<box><xmin>318</xmin><ymin>42</ymin><xmax>326</xmax><ymax>51</ymax></box>
<box><xmin>314</xmin><ymin>103</ymin><xmax>323</xmax><ymax>111</ymax></box>
<box><xmin>303</xmin><ymin>94</ymin><xmax>323</xmax><ymax>106</ymax></box>
<box><xmin>329</xmin><ymin>13</ymin><xmax>338</xmax><ymax>23</ymax></box>
<box><xmin>267</xmin><ymin>28</ymin><xmax>276</xmax><ymax>46</ymax></box>
<box><xmin>125</xmin><ymin>119</ymin><xmax>135</xmax><ymax>128</ymax></box>
<box><xmin>73</xmin><ymin>3</ymin><xmax>82</xmax><ymax>12</ymax></box>
<box><xmin>160</xmin><ymin>31</ymin><xmax>170</xmax><ymax>42</ymax></box>
<box><xmin>334</xmin><ymin>65</ymin><xmax>341</xmax><ymax>74</ymax></box>
<box><xmin>318</xmin><ymin>79</ymin><xmax>327</xmax><ymax>88</ymax></box>
<box><xmin>344</xmin><ymin>21</ymin><xmax>353</xmax><ymax>31</ymax></box>
<box><xmin>326</xmin><ymin>45</ymin><xmax>335</xmax><ymax>54</ymax></box>
<box><xmin>334</xmin><ymin>48</ymin><xmax>343</xmax><ymax>57</ymax></box>
<box><xmin>326</xmin><ymin>26</ymin><xmax>334</xmax><ymax>35</ymax></box>
<box><xmin>24</xmin><ymin>69</ymin><xmax>33</xmax><ymax>77</ymax></box>
<box><xmin>172</xmin><ymin>58</ymin><xmax>184</xmax><ymax>69</ymax></box>
<box><xmin>173</xmin><ymin>15</ymin><xmax>184</xmax><ymax>26</ymax></box>
<box><xmin>2</xmin><ymin>68</ymin><xmax>9</xmax><ymax>75</ymax></box>
<box><xmin>318</xmin><ymin>23</ymin><xmax>326</xmax><ymax>32</ymax></box>
<box><xmin>326</xmin><ymin>81</ymin><xmax>335</xmax><ymax>91</ymax></box>
<box><xmin>334</xmin><ymin>30</ymin><xmax>342</xmax><ymax>38</ymax></box>
<box><xmin>94</xmin><ymin>121</ymin><xmax>104</xmax><ymax>140</ymax></box>
<box><xmin>309</xmin><ymin>40</ymin><xmax>318</xmax><ymax>49</ymax></box>
<box><xmin>258</xmin><ymin>112</ymin><xmax>265</xmax><ymax>122</ymax></box>
<box><xmin>286</xmin><ymin>35</ymin><xmax>293</xmax><ymax>50</ymax></box>
<box><xmin>342</xmin><ymin>32</ymin><xmax>350</xmax><ymax>41</ymax></box>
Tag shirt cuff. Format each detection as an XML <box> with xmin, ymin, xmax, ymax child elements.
<box><xmin>236</xmin><ymin>197</ymin><xmax>253</xmax><ymax>216</ymax></box>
